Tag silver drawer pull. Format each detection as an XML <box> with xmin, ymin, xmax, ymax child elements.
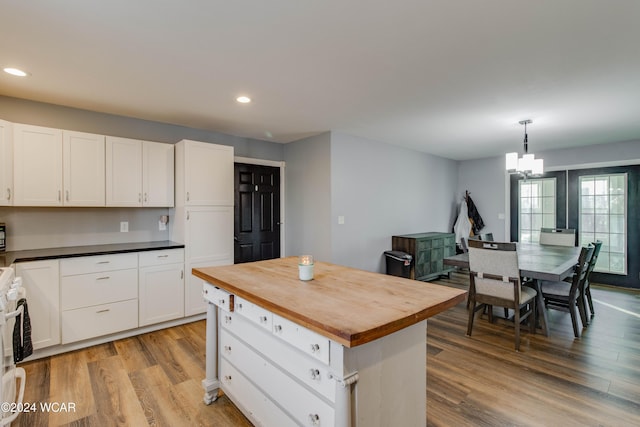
<box><xmin>309</xmin><ymin>369</ymin><xmax>320</xmax><ymax>380</ymax></box>
<box><xmin>224</xmin><ymin>375</ymin><xmax>232</xmax><ymax>381</ymax></box>
<box><xmin>308</xmin><ymin>414</ymin><xmax>320</xmax><ymax>426</ymax></box>
<box><xmin>260</xmin><ymin>315</ymin><xmax>268</xmax><ymax>323</ymax></box>
<box><xmin>157</xmin><ymin>255</ymin><xmax>169</xmax><ymax>258</ymax></box>
<box><xmin>219</xmin><ymin>298</ymin><xmax>226</xmax><ymax>305</ymax></box>
<box><xmin>96</xmin><ymin>276</ymin><xmax>110</xmax><ymax>280</ymax></box>
<box><xmin>96</xmin><ymin>309</ymin><xmax>110</xmax><ymax>314</ymax></box>
<box><xmin>274</xmin><ymin>324</ymin><xmax>282</xmax><ymax>332</ymax></box>
<box><xmin>224</xmin><ymin>315</ymin><xmax>232</xmax><ymax>324</ymax></box>
<box><xmin>96</xmin><ymin>261</ymin><xmax>110</xmax><ymax>264</ymax></box>
<box><xmin>310</xmin><ymin>344</ymin><xmax>320</xmax><ymax>353</ymax></box>
<box><xmin>224</xmin><ymin>345</ymin><xmax>232</xmax><ymax>353</ymax></box>
<box><xmin>237</xmin><ymin>303</ymin><xmax>243</xmax><ymax>310</ymax></box>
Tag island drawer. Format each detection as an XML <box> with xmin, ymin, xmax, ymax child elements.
<box><xmin>60</xmin><ymin>253</ymin><xmax>138</xmax><ymax>276</ymax></box>
<box><xmin>272</xmin><ymin>313</ymin><xmax>330</xmax><ymax>365</ymax></box>
<box><xmin>221</xmin><ymin>313</ymin><xmax>335</xmax><ymax>402</ymax></box>
<box><xmin>219</xmin><ymin>327</ymin><xmax>335</xmax><ymax>426</ymax></box>
<box><xmin>203</xmin><ymin>282</ymin><xmax>234</xmax><ymax>312</ymax></box>
<box><xmin>233</xmin><ymin>295</ymin><xmax>272</xmax><ymax>331</ymax></box>
<box><xmin>220</xmin><ymin>358</ymin><xmax>298</xmax><ymax>427</ymax></box>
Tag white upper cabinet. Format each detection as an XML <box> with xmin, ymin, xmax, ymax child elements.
<box><xmin>106</xmin><ymin>136</ymin><xmax>143</xmax><ymax>206</ymax></box>
<box><xmin>142</xmin><ymin>141</ymin><xmax>174</xmax><ymax>207</ymax></box>
<box><xmin>0</xmin><ymin>120</ymin><xmax>12</xmax><ymax>206</ymax></box>
<box><xmin>106</xmin><ymin>136</ymin><xmax>174</xmax><ymax>207</ymax></box>
<box><xmin>175</xmin><ymin>140</ymin><xmax>233</xmax><ymax>206</ymax></box>
<box><xmin>13</xmin><ymin>124</ymin><xmax>64</xmax><ymax>206</ymax></box>
<box><xmin>63</xmin><ymin>130</ymin><xmax>105</xmax><ymax>206</ymax></box>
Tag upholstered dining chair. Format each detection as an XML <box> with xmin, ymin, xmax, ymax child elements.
<box><xmin>540</xmin><ymin>245</ymin><xmax>594</xmax><ymax>338</ymax></box>
<box><xmin>582</xmin><ymin>240</ymin><xmax>603</xmax><ymax>322</ymax></box>
<box><xmin>467</xmin><ymin>239</ymin><xmax>537</xmax><ymax>351</ymax></box>
<box><xmin>539</xmin><ymin>228</ymin><xmax>576</xmax><ymax>247</ymax></box>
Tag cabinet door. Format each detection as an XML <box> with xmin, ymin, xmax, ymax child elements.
<box><xmin>13</xmin><ymin>124</ymin><xmax>63</xmax><ymax>206</ymax></box>
<box><xmin>142</xmin><ymin>141</ymin><xmax>174</xmax><ymax>207</ymax></box>
<box><xmin>184</xmin><ymin>141</ymin><xmax>233</xmax><ymax>205</ymax></box>
<box><xmin>63</xmin><ymin>131</ymin><xmax>105</xmax><ymax>206</ymax></box>
<box><xmin>139</xmin><ymin>263</ymin><xmax>184</xmax><ymax>326</ymax></box>
<box><xmin>106</xmin><ymin>136</ymin><xmax>142</xmax><ymax>206</ymax></box>
<box><xmin>0</xmin><ymin>120</ymin><xmax>12</xmax><ymax>206</ymax></box>
<box><xmin>184</xmin><ymin>206</ymin><xmax>233</xmax><ymax>315</ymax></box>
<box><xmin>15</xmin><ymin>260</ymin><xmax>61</xmax><ymax>350</ymax></box>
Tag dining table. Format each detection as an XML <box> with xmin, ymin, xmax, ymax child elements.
<box><xmin>443</xmin><ymin>242</ymin><xmax>582</xmax><ymax>336</ymax></box>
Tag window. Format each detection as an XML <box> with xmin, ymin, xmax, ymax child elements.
<box><xmin>518</xmin><ymin>178</ymin><xmax>556</xmax><ymax>243</ymax></box>
<box><xmin>579</xmin><ymin>174</ymin><xmax>627</xmax><ymax>274</ymax></box>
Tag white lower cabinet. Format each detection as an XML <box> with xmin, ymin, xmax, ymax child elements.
<box><xmin>60</xmin><ymin>253</ymin><xmax>138</xmax><ymax>344</ymax></box>
<box><xmin>138</xmin><ymin>249</ymin><xmax>185</xmax><ymax>326</ymax></box>
<box><xmin>15</xmin><ymin>260</ymin><xmax>61</xmax><ymax>349</ymax></box>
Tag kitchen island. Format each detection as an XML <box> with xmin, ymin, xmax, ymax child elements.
<box><xmin>193</xmin><ymin>257</ymin><xmax>466</xmax><ymax>427</ymax></box>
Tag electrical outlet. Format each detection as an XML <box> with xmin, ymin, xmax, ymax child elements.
<box><xmin>159</xmin><ymin>220</ymin><xmax>166</xmax><ymax>231</ymax></box>
<box><xmin>120</xmin><ymin>221</ymin><xmax>129</xmax><ymax>232</ymax></box>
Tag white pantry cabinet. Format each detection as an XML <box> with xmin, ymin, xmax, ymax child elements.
<box><xmin>0</xmin><ymin>120</ymin><xmax>12</xmax><ymax>206</ymax></box>
<box><xmin>138</xmin><ymin>249</ymin><xmax>185</xmax><ymax>326</ymax></box>
<box><xmin>172</xmin><ymin>139</ymin><xmax>234</xmax><ymax>316</ymax></box>
<box><xmin>175</xmin><ymin>140</ymin><xmax>233</xmax><ymax>206</ymax></box>
<box><xmin>13</xmin><ymin>124</ymin><xmax>63</xmax><ymax>206</ymax></box>
<box><xmin>106</xmin><ymin>136</ymin><xmax>174</xmax><ymax>207</ymax></box>
<box><xmin>15</xmin><ymin>260</ymin><xmax>61</xmax><ymax>349</ymax></box>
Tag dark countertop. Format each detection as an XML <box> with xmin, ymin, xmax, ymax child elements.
<box><xmin>0</xmin><ymin>241</ymin><xmax>185</xmax><ymax>267</ymax></box>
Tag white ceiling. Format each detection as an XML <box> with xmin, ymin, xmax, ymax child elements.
<box><xmin>1</xmin><ymin>1</ymin><xmax>639</xmax><ymax>161</ymax></box>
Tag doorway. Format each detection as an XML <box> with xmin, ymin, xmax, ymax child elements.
<box><xmin>234</xmin><ymin>163</ymin><xmax>281</xmax><ymax>263</ymax></box>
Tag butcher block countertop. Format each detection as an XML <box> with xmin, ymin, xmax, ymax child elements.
<box><xmin>192</xmin><ymin>257</ymin><xmax>466</xmax><ymax>348</ymax></box>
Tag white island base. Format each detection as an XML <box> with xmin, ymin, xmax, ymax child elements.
<box><xmin>202</xmin><ymin>294</ymin><xmax>427</xmax><ymax>427</ymax></box>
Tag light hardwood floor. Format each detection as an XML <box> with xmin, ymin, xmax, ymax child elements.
<box><xmin>13</xmin><ymin>272</ymin><xmax>640</xmax><ymax>426</ymax></box>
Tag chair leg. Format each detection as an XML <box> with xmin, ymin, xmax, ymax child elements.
<box><xmin>577</xmin><ymin>293</ymin><xmax>589</xmax><ymax>327</ymax></box>
<box><xmin>514</xmin><ymin>304</ymin><xmax>521</xmax><ymax>351</ymax></box>
<box><xmin>530</xmin><ymin>301</ymin><xmax>536</xmax><ymax>335</ymax></box>
<box><xmin>586</xmin><ymin>287</ymin><xmax>595</xmax><ymax>316</ymax></box>
<box><xmin>467</xmin><ymin>301</ymin><xmax>476</xmax><ymax>336</ymax></box>
<box><xmin>569</xmin><ymin>303</ymin><xmax>581</xmax><ymax>338</ymax></box>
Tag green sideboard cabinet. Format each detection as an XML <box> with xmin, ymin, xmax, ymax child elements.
<box><xmin>391</xmin><ymin>232</ymin><xmax>456</xmax><ymax>281</ymax></box>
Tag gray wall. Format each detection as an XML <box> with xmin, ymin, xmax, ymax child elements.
<box><xmin>329</xmin><ymin>132</ymin><xmax>459</xmax><ymax>272</ymax></box>
<box><xmin>283</xmin><ymin>133</ymin><xmax>332</xmax><ymax>262</ymax></box>
<box><xmin>0</xmin><ymin>95</ymin><xmax>284</xmax><ymax>251</ymax></box>
<box><xmin>457</xmin><ymin>139</ymin><xmax>640</xmax><ymax>242</ymax></box>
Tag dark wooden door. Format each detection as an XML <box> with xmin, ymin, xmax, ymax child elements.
<box><xmin>234</xmin><ymin>163</ymin><xmax>281</xmax><ymax>263</ymax></box>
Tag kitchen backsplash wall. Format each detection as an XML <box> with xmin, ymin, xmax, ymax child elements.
<box><xmin>0</xmin><ymin>207</ymin><xmax>170</xmax><ymax>251</ymax></box>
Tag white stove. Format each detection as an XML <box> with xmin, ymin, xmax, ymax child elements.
<box><xmin>0</xmin><ymin>267</ymin><xmax>26</xmax><ymax>426</ymax></box>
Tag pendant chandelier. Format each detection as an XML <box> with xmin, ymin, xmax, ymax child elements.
<box><xmin>505</xmin><ymin>119</ymin><xmax>543</xmax><ymax>178</ymax></box>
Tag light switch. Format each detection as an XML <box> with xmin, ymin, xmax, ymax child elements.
<box><xmin>338</xmin><ymin>216</ymin><xmax>345</xmax><ymax>225</ymax></box>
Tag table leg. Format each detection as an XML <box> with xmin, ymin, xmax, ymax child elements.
<box><xmin>202</xmin><ymin>302</ymin><xmax>220</xmax><ymax>404</ymax></box>
<box><xmin>533</xmin><ymin>280</ymin><xmax>548</xmax><ymax>337</ymax></box>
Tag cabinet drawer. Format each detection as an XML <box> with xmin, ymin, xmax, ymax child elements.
<box><xmin>60</xmin><ymin>253</ymin><xmax>138</xmax><ymax>275</ymax></box>
<box><xmin>61</xmin><ymin>299</ymin><xmax>138</xmax><ymax>344</ymax></box>
<box><xmin>139</xmin><ymin>249</ymin><xmax>184</xmax><ymax>267</ymax></box>
<box><xmin>221</xmin><ymin>320</ymin><xmax>335</xmax><ymax>402</ymax></box>
<box><xmin>417</xmin><ymin>239</ymin><xmax>431</xmax><ymax>250</ymax></box>
<box><xmin>202</xmin><ymin>282</ymin><xmax>234</xmax><ymax>312</ymax></box>
<box><xmin>430</xmin><ymin>238</ymin><xmax>444</xmax><ymax>248</ymax></box>
<box><xmin>220</xmin><ymin>328</ymin><xmax>335</xmax><ymax>426</ymax></box>
<box><xmin>273</xmin><ymin>314</ymin><xmax>330</xmax><ymax>365</ymax></box>
<box><xmin>234</xmin><ymin>296</ymin><xmax>272</xmax><ymax>331</ymax></box>
<box><xmin>61</xmin><ymin>268</ymin><xmax>138</xmax><ymax>310</ymax></box>
<box><xmin>220</xmin><ymin>358</ymin><xmax>298</xmax><ymax>427</ymax></box>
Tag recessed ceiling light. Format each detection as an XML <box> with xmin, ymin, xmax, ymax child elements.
<box><xmin>236</xmin><ymin>96</ymin><xmax>251</xmax><ymax>104</ymax></box>
<box><xmin>3</xmin><ymin>67</ymin><xmax>29</xmax><ymax>77</ymax></box>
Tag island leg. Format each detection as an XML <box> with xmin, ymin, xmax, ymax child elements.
<box><xmin>202</xmin><ymin>301</ymin><xmax>220</xmax><ymax>404</ymax></box>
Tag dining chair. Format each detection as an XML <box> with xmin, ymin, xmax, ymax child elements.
<box><xmin>539</xmin><ymin>245</ymin><xmax>594</xmax><ymax>338</ymax></box>
<box><xmin>467</xmin><ymin>239</ymin><xmax>537</xmax><ymax>351</ymax></box>
<box><xmin>539</xmin><ymin>228</ymin><xmax>576</xmax><ymax>247</ymax></box>
<box><xmin>582</xmin><ymin>240</ymin><xmax>603</xmax><ymax>321</ymax></box>
<box><xmin>460</xmin><ymin>237</ymin><xmax>469</xmax><ymax>253</ymax></box>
